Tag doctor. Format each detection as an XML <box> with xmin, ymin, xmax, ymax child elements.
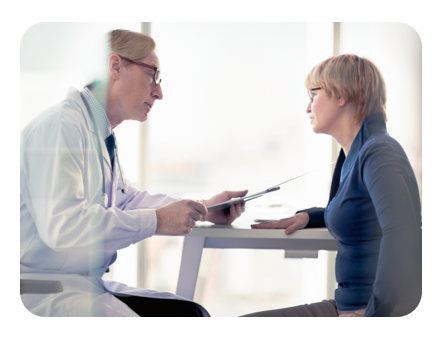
<box><xmin>20</xmin><ymin>29</ymin><xmax>247</xmax><ymax>317</ymax></box>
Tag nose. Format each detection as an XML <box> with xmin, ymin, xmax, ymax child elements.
<box><xmin>152</xmin><ymin>83</ymin><xmax>163</xmax><ymax>100</ymax></box>
<box><xmin>306</xmin><ymin>101</ymin><xmax>312</xmax><ymax>114</ymax></box>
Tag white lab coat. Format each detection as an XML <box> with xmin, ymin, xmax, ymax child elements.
<box><xmin>20</xmin><ymin>87</ymin><xmax>209</xmax><ymax>316</ymax></box>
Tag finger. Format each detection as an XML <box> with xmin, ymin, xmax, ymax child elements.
<box><xmin>251</xmin><ymin>221</ymin><xmax>285</xmax><ymax>229</ymax></box>
<box><xmin>190</xmin><ymin>200</ymin><xmax>208</xmax><ymax>216</ymax></box>
<box><xmin>188</xmin><ymin>219</ymin><xmax>196</xmax><ymax>229</ymax></box>
<box><xmin>223</xmin><ymin>190</ymin><xmax>248</xmax><ymax>199</ymax></box>
<box><xmin>189</xmin><ymin>212</ymin><xmax>201</xmax><ymax>221</ymax></box>
<box><xmin>183</xmin><ymin>226</ymin><xmax>193</xmax><ymax>235</ymax></box>
<box><xmin>285</xmin><ymin>222</ymin><xmax>303</xmax><ymax>235</ymax></box>
<box><xmin>227</xmin><ymin>204</ymin><xmax>240</xmax><ymax>223</ymax></box>
<box><xmin>234</xmin><ymin>203</ymin><xmax>242</xmax><ymax>216</ymax></box>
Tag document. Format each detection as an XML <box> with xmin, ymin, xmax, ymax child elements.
<box><xmin>207</xmin><ymin>161</ymin><xmax>336</xmax><ymax>213</ymax></box>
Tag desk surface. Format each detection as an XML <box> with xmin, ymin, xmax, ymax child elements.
<box><xmin>187</xmin><ymin>223</ymin><xmax>334</xmax><ymax>240</ymax></box>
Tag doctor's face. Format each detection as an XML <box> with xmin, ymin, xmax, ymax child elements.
<box><xmin>117</xmin><ymin>52</ymin><xmax>163</xmax><ymax>123</ymax></box>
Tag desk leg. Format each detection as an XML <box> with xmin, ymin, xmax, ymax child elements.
<box><xmin>176</xmin><ymin>236</ymin><xmax>206</xmax><ymax>300</ymax></box>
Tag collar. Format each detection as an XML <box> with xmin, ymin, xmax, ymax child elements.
<box><xmin>81</xmin><ymin>87</ymin><xmax>112</xmax><ymax>140</ymax></box>
<box><xmin>340</xmin><ymin>112</ymin><xmax>388</xmax><ymax>184</ymax></box>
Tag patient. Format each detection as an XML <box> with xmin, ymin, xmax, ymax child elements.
<box><xmin>246</xmin><ymin>54</ymin><xmax>422</xmax><ymax>317</ymax></box>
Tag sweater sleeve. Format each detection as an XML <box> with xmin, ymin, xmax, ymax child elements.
<box><xmin>361</xmin><ymin>140</ymin><xmax>421</xmax><ymax>317</ymax></box>
<box><xmin>296</xmin><ymin>207</ymin><xmax>326</xmax><ymax>228</ymax></box>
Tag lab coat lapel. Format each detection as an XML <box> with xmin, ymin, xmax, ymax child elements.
<box><xmin>67</xmin><ymin>87</ymin><xmax>113</xmax><ymax>170</ymax></box>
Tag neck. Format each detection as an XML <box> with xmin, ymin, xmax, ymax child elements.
<box><xmin>334</xmin><ymin>121</ymin><xmax>362</xmax><ymax>156</ymax></box>
<box><xmin>88</xmin><ymin>82</ymin><xmax>123</xmax><ymax>129</ymax></box>
<box><xmin>329</xmin><ymin>106</ymin><xmax>362</xmax><ymax>156</ymax></box>
<box><xmin>105</xmin><ymin>103</ymin><xmax>123</xmax><ymax>129</ymax></box>
<box><xmin>105</xmin><ymin>90</ymin><xmax>124</xmax><ymax>129</ymax></box>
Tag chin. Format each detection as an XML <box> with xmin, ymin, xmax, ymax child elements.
<box><xmin>311</xmin><ymin>125</ymin><xmax>321</xmax><ymax>134</ymax></box>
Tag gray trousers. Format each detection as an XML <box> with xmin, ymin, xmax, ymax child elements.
<box><xmin>241</xmin><ymin>300</ymin><xmax>339</xmax><ymax>317</ymax></box>
<box><xmin>241</xmin><ymin>299</ymin><xmax>417</xmax><ymax>317</ymax></box>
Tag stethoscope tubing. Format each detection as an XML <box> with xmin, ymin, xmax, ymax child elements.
<box><xmin>80</xmin><ymin>93</ymin><xmax>127</xmax><ymax>207</ymax></box>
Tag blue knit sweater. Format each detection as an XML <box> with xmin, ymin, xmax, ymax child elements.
<box><xmin>298</xmin><ymin>112</ymin><xmax>422</xmax><ymax>317</ymax></box>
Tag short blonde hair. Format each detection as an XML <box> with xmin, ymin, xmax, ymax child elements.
<box><xmin>305</xmin><ymin>54</ymin><xmax>387</xmax><ymax>123</ymax></box>
<box><xmin>85</xmin><ymin>30</ymin><xmax>156</xmax><ymax>89</ymax></box>
<box><xmin>109</xmin><ymin>29</ymin><xmax>156</xmax><ymax>62</ymax></box>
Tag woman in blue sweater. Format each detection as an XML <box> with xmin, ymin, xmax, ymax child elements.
<box><xmin>247</xmin><ymin>54</ymin><xmax>421</xmax><ymax>317</ymax></box>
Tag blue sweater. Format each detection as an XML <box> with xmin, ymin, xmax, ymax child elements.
<box><xmin>298</xmin><ymin>112</ymin><xmax>422</xmax><ymax>317</ymax></box>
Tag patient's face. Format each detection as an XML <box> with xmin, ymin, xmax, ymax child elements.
<box><xmin>306</xmin><ymin>89</ymin><xmax>341</xmax><ymax>135</ymax></box>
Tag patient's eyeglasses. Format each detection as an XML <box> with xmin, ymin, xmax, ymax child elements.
<box><xmin>308</xmin><ymin>87</ymin><xmax>322</xmax><ymax>103</ymax></box>
<box><xmin>119</xmin><ymin>55</ymin><xmax>162</xmax><ymax>86</ymax></box>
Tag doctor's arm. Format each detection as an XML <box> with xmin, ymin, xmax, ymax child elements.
<box><xmin>21</xmin><ymin>119</ymin><xmax>161</xmax><ymax>252</ymax></box>
<box><xmin>115</xmin><ymin>165</ymin><xmax>247</xmax><ymax>231</ymax></box>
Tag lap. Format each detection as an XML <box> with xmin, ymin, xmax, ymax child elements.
<box><xmin>241</xmin><ymin>300</ymin><xmax>339</xmax><ymax>317</ymax></box>
<box><xmin>115</xmin><ymin>295</ymin><xmax>205</xmax><ymax>317</ymax></box>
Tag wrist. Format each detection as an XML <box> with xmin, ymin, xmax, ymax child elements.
<box><xmin>154</xmin><ymin>209</ymin><xmax>161</xmax><ymax>233</ymax></box>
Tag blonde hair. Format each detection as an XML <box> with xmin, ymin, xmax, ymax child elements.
<box><xmin>305</xmin><ymin>54</ymin><xmax>387</xmax><ymax>123</ymax></box>
<box><xmin>109</xmin><ymin>29</ymin><xmax>156</xmax><ymax>62</ymax></box>
<box><xmin>85</xmin><ymin>30</ymin><xmax>156</xmax><ymax>90</ymax></box>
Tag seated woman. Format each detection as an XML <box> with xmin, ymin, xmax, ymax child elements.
<box><xmin>247</xmin><ymin>54</ymin><xmax>421</xmax><ymax>317</ymax></box>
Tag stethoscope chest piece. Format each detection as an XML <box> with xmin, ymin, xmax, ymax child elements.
<box><xmin>102</xmin><ymin>193</ymin><xmax>108</xmax><ymax>207</ymax></box>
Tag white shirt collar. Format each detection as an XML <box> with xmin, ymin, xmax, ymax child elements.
<box><xmin>82</xmin><ymin>87</ymin><xmax>112</xmax><ymax>139</ymax></box>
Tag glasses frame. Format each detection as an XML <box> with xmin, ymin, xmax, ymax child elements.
<box><xmin>308</xmin><ymin>87</ymin><xmax>322</xmax><ymax>103</ymax></box>
<box><xmin>119</xmin><ymin>55</ymin><xmax>162</xmax><ymax>86</ymax></box>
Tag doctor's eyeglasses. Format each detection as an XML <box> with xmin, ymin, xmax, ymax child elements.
<box><xmin>308</xmin><ymin>87</ymin><xmax>322</xmax><ymax>103</ymax></box>
<box><xmin>119</xmin><ymin>55</ymin><xmax>162</xmax><ymax>86</ymax></box>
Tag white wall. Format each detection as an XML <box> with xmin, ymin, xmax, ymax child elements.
<box><xmin>339</xmin><ymin>22</ymin><xmax>422</xmax><ymax>198</ymax></box>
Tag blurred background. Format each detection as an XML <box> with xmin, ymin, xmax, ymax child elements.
<box><xmin>20</xmin><ymin>22</ymin><xmax>421</xmax><ymax>316</ymax></box>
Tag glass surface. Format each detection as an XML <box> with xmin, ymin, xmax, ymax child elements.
<box><xmin>20</xmin><ymin>23</ymin><xmax>142</xmax><ymax>289</ymax></box>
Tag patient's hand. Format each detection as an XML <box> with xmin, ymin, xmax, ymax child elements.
<box><xmin>250</xmin><ymin>212</ymin><xmax>310</xmax><ymax>235</ymax></box>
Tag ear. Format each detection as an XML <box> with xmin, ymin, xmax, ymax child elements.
<box><xmin>337</xmin><ymin>96</ymin><xmax>347</xmax><ymax>107</ymax></box>
<box><xmin>108</xmin><ymin>54</ymin><xmax>123</xmax><ymax>80</ymax></box>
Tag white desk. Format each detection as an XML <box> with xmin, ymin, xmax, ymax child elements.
<box><xmin>175</xmin><ymin>223</ymin><xmax>337</xmax><ymax>300</ymax></box>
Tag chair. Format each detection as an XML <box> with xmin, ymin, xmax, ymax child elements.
<box><xmin>20</xmin><ymin>279</ymin><xmax>63</xmax><ymax>295</ymax></box>
<box><xmin>20</xmin><ymin>280</ymin><xmax>63</xmax><ymax>317</ymax></box>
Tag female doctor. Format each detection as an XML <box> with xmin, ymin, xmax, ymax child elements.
<box><xmin>20</xmin><ymin>29</ymin><xmax>247</xmax><ymax>317</ymax></box>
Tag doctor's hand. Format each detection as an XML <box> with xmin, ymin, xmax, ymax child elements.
<box><xmin>250</xmin><ymin>212</ymin><xmax>310</xmax><ymax>235</ymax></box>
<box><xmin>204</xmin><ymin>190</ymin><xmax>248</xmax><ymax>225</ymax></box>
<box><xmin>155</xmin><ymin>200</ymin><xmax>207</xmax><ymax>235</ymax></box>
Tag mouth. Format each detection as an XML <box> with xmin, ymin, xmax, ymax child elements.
<box><xmin>144</xmin><ymin>102</ymin><xmax>152</xmax><ymax>112</ymax></box>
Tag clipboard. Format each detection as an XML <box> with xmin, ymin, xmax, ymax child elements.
<box><xmin>206</xmin><ymin>161</ymin><xmax>336</xmax><ymax>213</ymax></box>
<box><xmin>207</xmin><ymin>187</ymin><xmax>280</xmax><ymax>213</ymax></box>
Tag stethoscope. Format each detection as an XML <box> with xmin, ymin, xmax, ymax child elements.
<box><xmin>80</xmin><ymin>93</ymin><xmax>128</xmax><ymax>207</ymax></box>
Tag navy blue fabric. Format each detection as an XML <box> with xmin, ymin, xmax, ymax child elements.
<box><xmin>296</xmin><ymin>112</ymin><xmax>421</xmax><ymax>317</ymax></box>
<box><xmin>105</xmin><ymin>133</ymin><xmax>115</xmax><ymax>166</ymax></box>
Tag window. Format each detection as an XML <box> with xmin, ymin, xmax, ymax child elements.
<box><xmin>143</xmin><ymin>23</ymin><xmax>335</xmax><ymax>316</ymax></box>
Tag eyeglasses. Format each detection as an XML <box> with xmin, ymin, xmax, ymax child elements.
<box><xmin>119</xmin><ymin>55</ymin><xmax>162</xmax><ymax>86</ymax></box>
<box><xmin>307</xmin><ymin>87</ymin><xmax>322</xmax><ymax>103</ymax></box>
